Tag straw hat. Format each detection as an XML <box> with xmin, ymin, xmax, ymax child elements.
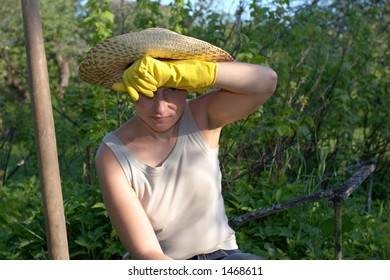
<box><xmin>79</xmin><ymin>28</ymin><xmax>234</xmax><ymax>88</ymax></box>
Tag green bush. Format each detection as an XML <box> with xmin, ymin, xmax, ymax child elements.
<box><xmin>0</xmin><ymin>178</ymin><xmax>123</xmax><ymax>259</ymax></box>
<box><xmin>0</xmin><ymin>0</ymin><xmax>388</xmax><ymax>260</ymax></box>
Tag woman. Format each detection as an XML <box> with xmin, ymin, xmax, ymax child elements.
<box><xmin>79</xmin><ymin>28</ymin><xmax>277</xmax><ymax>260</ymax></box>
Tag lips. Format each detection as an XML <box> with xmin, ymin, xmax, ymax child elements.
<box><xmin>152</xmin><ymin>116</ymin><xmax>168</xmax><ymax>121</ymax></box>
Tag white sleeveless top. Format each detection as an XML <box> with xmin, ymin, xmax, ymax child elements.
<box><xmin>102</xmin><ymin>103</ymin><xmax>237</xmax><ymax>259</ymax></box>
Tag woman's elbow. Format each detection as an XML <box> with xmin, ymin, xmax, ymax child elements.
<box><xmin>264</xmin><ymin>67</ymin><xmax>278</xmax><ymax>96</ymax></box>
<box><xmin>254</xmin><ymin>66</ymin><xmax>277</xmax><ymax>102</ymax></box>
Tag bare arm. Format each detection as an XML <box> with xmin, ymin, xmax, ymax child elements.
<box><xmin>191</xmin><ymin>62</ymin><xmax>277</xmax><ymax>131</ymax></box>
<box><xmin>95</xmin><ymin>144</ymin><xmax>172</xmax><ymax>260</ymax></box>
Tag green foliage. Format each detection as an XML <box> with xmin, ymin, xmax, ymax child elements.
<box><xmin>0</xmin><ymin>177</ymin><xmax>46</xmax><ymax>259</ymax></box>
<box><xmin>225</xmin><ymin>172</ymin><xmax>390</xmax><ymax>259</ymax></box>
<box><xmin>63</xmin><ymin>180</ymin><xmax>123</xmax><ymax>259</ymax></box>
<box><xmin>0</xmin><ymin>178</ymin><xmax>123</xmax><ymax>259</ymax></box>
<box><xmin>134</xmin><ymin>0</ymin><xmax>163</xmax><ymax>28</ymax></box>
<box><xmin>0</xmin><ymin>0</ymin><xmax>389</xmax><ymax>260</ymax></box>
<box><xmin>167</xmin><ymin>0</ymin><xmax>192</xmax><ymax>33</ymax></box>
<box><xmin>83</xmin><ymin>0</ymin><xmax>114</xmax><ymax>44</ymax></box>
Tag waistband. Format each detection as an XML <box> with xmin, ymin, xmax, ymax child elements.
<box><xmin>187</xmin><ymin>249</ymin><xmax>242</xmax><ymax>260</ymax></box>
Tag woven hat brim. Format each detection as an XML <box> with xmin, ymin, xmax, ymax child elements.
<box><xmin>79</xmin><ymin>28</ymin><xmax>234</xmax><ymax>89</ymax></box>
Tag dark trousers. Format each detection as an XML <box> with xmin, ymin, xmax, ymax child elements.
<box><xmin>187</xmin><ymin>249</ymin><xmax>262</xmax><ymax>260</ymax></box>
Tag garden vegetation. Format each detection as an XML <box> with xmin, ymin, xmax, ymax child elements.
<box><xmin>0</xmin><ymin>0</ymin><xmax>389</xmax><ymax>259</ymax></box>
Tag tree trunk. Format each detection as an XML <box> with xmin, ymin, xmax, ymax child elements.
<box><xmin>56</xmin><ymin>53</ymin><xmax>70</xmax><ymax>98</ymax></box>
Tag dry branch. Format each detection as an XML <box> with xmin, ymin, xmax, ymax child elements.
<box><xmin>229</xmin><ymin>161</ymin><xmax>376</xmax><ymax>227</ymax></box>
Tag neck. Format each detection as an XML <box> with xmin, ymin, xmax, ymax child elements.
<box><xmin>133</xmin><ymin>115</ymin><xmax>180</xmax><ymax>141</ymax></box>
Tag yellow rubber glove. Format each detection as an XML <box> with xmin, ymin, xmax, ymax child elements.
<box><xmin>112</xmin><ymin>58</ymin><xmax>158</xmax><ymax>101</ymax></box>
<box><xmin>112</xmin><ymin>57</ymin><xmax>217</xmax><ymax>101</ymax></box>
<box><xmin>160</xmin><ymin>59</ymin><xmax>217</xmax><ymax>92</ymax></box>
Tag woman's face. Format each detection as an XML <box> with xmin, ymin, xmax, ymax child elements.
<box><xmin>134</xmin><ymin>87</ymin><xmax>188</xmax><ymax>133</ymax></box>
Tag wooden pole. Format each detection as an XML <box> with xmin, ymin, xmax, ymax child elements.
<box><xmin>333</xmin><ymin>198</ymin><xmax>343</xmax><ymax>260</ymax></box>
<box><xmin>21</xmin><ymin>0</ymin><xmax>69</xmax><ymax>259</ymax></box>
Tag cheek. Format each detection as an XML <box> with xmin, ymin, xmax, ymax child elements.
<box><xmin>133</xmin><ymin>100</ymin><xmax>151</xmax><ymax>115</ymax></box>
<box><xmin>170</xmin><ymin>98</ymin><xmax>187</xmax><ymax>112</ymax></box>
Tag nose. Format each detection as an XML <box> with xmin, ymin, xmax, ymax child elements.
<box><xmin>153</xmin><ymin>89</ymin><xmax>168</xmax><ymax>112</ymax></box>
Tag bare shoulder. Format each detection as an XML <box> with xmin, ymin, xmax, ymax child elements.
<box><xmin>95</xmin><ymin>142</ymin><xmax>112</xmax><ymax>168</ymax></box>
<box><xmin>95</xmin><ymin>142</ymin><xmax>125</xmax><ymax>186</ymax></box>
